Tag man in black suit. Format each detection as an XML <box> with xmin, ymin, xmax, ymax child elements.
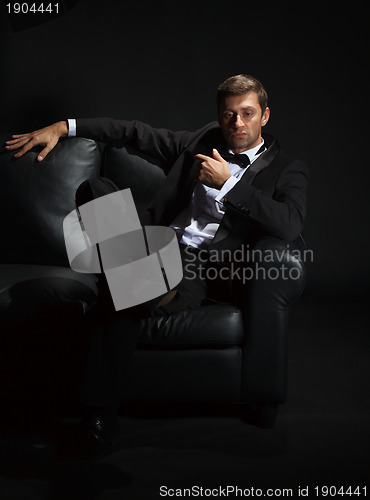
<box><xmin>6</xmin><ymin>74</ymin><xmax>309</xmax><ymax>457</ymax></box>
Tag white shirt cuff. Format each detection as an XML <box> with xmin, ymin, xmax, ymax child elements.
<box><xmin>215</xmin><ymin>176</ymin><xmax>239</xmax><ymax>213</ymax></box>
<box><xmin>67</xmin><ymin>119</ymin><xmax>76</xmax><ymax>137</ymax></box>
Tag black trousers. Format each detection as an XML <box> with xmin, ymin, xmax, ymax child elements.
<box><xmin>76</xmin><ymin>178</ymin><xmax>232</xmax><ymax>408</ymax></box>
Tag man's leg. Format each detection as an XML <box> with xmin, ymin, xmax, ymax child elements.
<box><xmin>77</xmin><ymin>178</ymin><xmax>186</xmax><ymax>409</ymax></box>
<box><xmin>74</xmin><ymin>178</ymin><xmax>194</xmax><ymax>457</ymax></box>
<box><xmin>156</xmin><ymin>245</ymin><xmax>210</xmax><ymax>315</ymax></box>
<box><xmin>75</xmin><ymin>178</ymin><xmax>149</xmax><ymax>456</ymax></box>
<box><xmin>75</xmin><ymin>180</ymin><xmax>212</xmax><ymax>456</ymax></box>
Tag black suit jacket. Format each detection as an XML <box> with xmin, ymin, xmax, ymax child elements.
<box><xmin>76</xmin><ymin>118</ymin><xmax>309</xmax><ymax>254</ymax></box>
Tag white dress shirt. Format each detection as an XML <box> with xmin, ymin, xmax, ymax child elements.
<box><xmin>170</xmin><ymin>141</ymin><xmax>265</xmax><ymax>248</ymax></box>
<box><xmin>67</xmin><ymin>119</ymin><xmax>265</xmax><ymax>249</ymax></box>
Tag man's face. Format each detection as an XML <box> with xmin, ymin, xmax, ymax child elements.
<box><xmin>218</xmin><ymin>91</ymin><xmax>270</xmax><ymax>154</ymax></box>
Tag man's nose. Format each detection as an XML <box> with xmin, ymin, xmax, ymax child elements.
<box><xmin>234</xmin><ymin>114</ymin><xmax>245</xmax><ymax>127</ymax></box>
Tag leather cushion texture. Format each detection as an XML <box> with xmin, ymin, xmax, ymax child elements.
<box><xmin>138</xmin><ymin>304</ymin><xmax>244</xmax><ymax>347</ymax></box>
<box><xmin>0</xmin><ymin>135</ymin><xmax>101</xmax><ymax>266</ymax></box>
<box><xmin>0</xmin><ymin>264</ymin><xmax>98</xmax><ymax>319</ymax></box>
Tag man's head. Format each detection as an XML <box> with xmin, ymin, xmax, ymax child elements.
<box><xmin>217</xmin><ymin>74</ymin><xmax>270</xmax><ymax>154</ymax></box>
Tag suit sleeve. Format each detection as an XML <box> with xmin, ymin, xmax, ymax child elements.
<box><xmin>75</xmin><ymin>117</ymin><xmax>196</xmax><ymax>163</ymax></box>
<box><xmin>223</xmin><ymin>159</ymin><xmax>309</xmax><ymax>241</ymax></box>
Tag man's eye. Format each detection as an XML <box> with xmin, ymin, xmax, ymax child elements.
<box><xmin>223</xmin><ymin>113</ymin><xmax>234</xmax><ymax>119</ymax></box>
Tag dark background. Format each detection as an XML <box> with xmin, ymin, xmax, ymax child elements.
<box><xmin>0</xmin><ymin>0</ymin><xmax>368</xmax><ymax>293</ymax></box>
<box><xmin>0</xmin><ymin>1</ymin><xmax>369</xmax><ymax>498</ymax></box>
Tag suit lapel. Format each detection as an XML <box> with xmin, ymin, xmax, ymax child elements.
<box><xmin>210</xmin><ymin>135</ymin><xmax>279</xmax><ymax>247</ymax></box>
<box><xmin>240</xmin><ymin>135</ymin><xmax>278</xmax><ymax>185</ymax></box>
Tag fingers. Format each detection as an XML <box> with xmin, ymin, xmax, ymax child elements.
<box><xmin>194</xmin><ymin>153</ymin><xmax>214</xmax><ymax>180</ymax></box>
<box><xmin>5</xmin><ymin>127</ymin><xmax>55</xmax><ymax>160</ymax></box>
<box><xmin>194</xmin><ymin>150</ymin><xmax>226</xmax><ymax>164</ymax></box>
<box><xmin>8</xmin><ymin>133</ymin><xmax>34</xmax><ymax>140</ymax></box>
<box><xmin>5</xmin><ymin>135</ymin><xmax>31</xmax><ymax>149</ymax></box>
<box><xmin>6</xmin><ymin>130</ymin><xmax>42</xmax><ymax>145</ymax></box>
<box><xmin>5</xmin><ymin>134</ymin><xmax>34</xmax><ymax>157</ymax></box>
<box><xmin>6</xmin><ymin>135</ymin><xmax>27</xmax><ymax>144</ymax></box>
<box><xmin>212</xmin><ymin>148</ymin><xmax>224</xmax><ymax>161</ymax></box>
<box><xmin>5</xmin><ymin>122</ymin><xmax>65</xmax><ymax>160</ymax></box>
<box><xmin>37</xmin><ymin>141</ymin><xmax>56</xmax><ymax>161</ymax></box>
<box><xmin>194</xmin><ymin>149</ymin><xmax>230</xmax><ymax>189</ymax></box>
<box><xmin>194</xmin><ymin>153</ymin><xmax>210</xmax><ymax>162</ymax></box>
<box><xmin>5</xmin><ymin>133</ymin><xmax>41</xmax><ymax>159</ymax></box>
<box><xmin>13</xmin><ymin>142</ymin><xmax>36</xmax><ymax>158</ymax></box>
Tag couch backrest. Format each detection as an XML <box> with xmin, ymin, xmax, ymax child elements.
<box><xmin>0</xmin><ymin>135</ymin><xmax>101</xmax><ymax>266</ymax></box>
<box><xmin>103</xmin><ymin>144</ymin><xmax>166</xmax><ymax>223</ymax></box>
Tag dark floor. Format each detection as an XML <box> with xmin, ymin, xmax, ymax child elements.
<box><xmin>0</xmin><ymin>288</ymin><xmax>369</xmax><ymax>499</ymax></box>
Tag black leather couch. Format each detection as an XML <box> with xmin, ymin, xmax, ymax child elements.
<box><xmin>0</xmin><ymin>134</ymin><xmax>306</xmax><ymax>427</ymax></box>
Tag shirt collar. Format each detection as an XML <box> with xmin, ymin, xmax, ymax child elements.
<box><xmin>228</xmin><ymin>137</ymin><xmax>265</xmax><ymax>163</ymax></box>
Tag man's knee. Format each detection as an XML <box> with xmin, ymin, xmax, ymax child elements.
<box><xmin>75</xmin><ymin>177</ymin><xmax>120</xmax><ymax>207</ymax></box>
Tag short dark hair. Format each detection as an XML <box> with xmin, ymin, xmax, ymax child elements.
<box><xmin>217</xmin><ymin>74</ymin><xmax>268</xmax><ymax>114</ymax></box>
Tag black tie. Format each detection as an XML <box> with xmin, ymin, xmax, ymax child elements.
<box><xmin>220</xmin><ymin>144</ymin><xmax>266</xmax><ymax>168</ymax></box>
<box><xmin>219</xmin><ymin>152</ymin><xmax>251</xmax><ymax>168</ymax></box>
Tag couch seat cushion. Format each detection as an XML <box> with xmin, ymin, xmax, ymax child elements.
<box><xmin>0</xmin><ymin>264</ymin><xmax>98</xmax><ymax>319</ymax></box>
<box><xmin>138</xmin><ymin>304</ymin><xmax>244</xmax><ymax>348</ymax></box>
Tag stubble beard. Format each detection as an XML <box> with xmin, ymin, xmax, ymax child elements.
<box><xmin>227</xmin><ymin>134</ymin><xmax>251</xmax><ymax>153</ymax></box>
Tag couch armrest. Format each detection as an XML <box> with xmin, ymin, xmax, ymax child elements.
<box><xmin>0</xmin><ymin>135</ymin><xmax>101</xmax><ymax>266</ymax></box>
<box><xmin>240</xmin><ymin>235</ymin><xmax>306</xmax><ymax>403</ymax></box>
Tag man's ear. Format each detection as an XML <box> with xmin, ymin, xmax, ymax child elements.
<box><xmin>261</xmin><ymin>107</ymin><xmax>270</xmax><ymax>127</ymax></box>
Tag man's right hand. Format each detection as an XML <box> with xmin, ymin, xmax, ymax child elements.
<box><xmin>5</xmin><ymin>121</ymin><xmax>69</xmax><ymax>161</ymax></box>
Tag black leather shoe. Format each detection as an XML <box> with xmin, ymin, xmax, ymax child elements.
<box><xmin>78</xmin><ymin>414</ymin><xmax>119</xmax><ymax>459</ymax></box>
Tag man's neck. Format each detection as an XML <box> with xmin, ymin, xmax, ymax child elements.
<box><xmin>229</xmin><ymin>138</ymin><xmax>265</xmax><ymax>157</ymax></box>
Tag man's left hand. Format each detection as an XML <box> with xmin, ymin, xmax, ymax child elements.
<box><xmin>194</xmin><ymin>149</ymin><xmax>231</xmax><ymax>189</ymax></box>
